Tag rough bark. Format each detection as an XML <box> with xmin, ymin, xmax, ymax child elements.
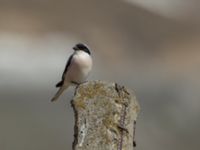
<box><xmin>71</xmin><ymin>81</ymin><xmax>140</xmax><ymax>150</ymax></box>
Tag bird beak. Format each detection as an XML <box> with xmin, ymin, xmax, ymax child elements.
<box><xmin>73</xmin><ymin>46</ymin><xmax>79</xmax><ymax>50</ymax></box>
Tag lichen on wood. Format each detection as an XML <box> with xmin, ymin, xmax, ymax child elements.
<box><xmin>71</xmin><ymin>81</ymin><xmax>140</xmax><ymax>150</ymax></box>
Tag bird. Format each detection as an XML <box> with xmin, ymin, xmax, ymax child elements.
<box><xmin>51</xmin><ymin>43</ymin><xmax>93</xmax><ymax>102</ymax></box>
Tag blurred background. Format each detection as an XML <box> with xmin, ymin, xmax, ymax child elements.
<box><xmin>0</xmin><ymin>0</ymin><xmax>200</xmax><ymax>150</ymax></box>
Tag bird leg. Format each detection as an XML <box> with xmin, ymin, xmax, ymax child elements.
<box><xmin>71</xmin><ymin>81</ymin><xmax>81</xmax><ymax>85</ymax></box>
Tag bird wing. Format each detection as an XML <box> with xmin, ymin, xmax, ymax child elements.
<box><xmin>55</xmin><ymin>54</ymin><xmax>73</xmax><ymax>87</ymax></box>
<box><xmin>62</xmin><ymin>54</ymin><xmax>73</xmax><ymax>80</ymax></box>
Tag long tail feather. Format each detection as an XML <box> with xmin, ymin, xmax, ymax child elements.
<box><xmin>51</xmin><ymin>84</ymin><xmax>69</xmax><ymax>102</ymax></box>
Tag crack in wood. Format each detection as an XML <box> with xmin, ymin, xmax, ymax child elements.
<box><xmin>133</xmin><ymin>120</ymin><xmax>137</xmax><ymax>148</ymax></box>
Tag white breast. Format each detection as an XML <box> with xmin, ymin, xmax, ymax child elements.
<box><xmin>66</xmin><ymin>51</ymin><xmax>92</xmax><ymax>83</ymax></box>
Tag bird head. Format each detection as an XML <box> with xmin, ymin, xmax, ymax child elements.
<box><xmin>73</xmin><ymin>43</ymin><xmax>91</xmax><ymax>55</ymax></box>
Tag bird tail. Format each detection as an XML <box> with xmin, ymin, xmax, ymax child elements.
<box><xmin>51</xmin><ymin>84</ymin><xmax>69</xmax><ymax>102</ymax></box>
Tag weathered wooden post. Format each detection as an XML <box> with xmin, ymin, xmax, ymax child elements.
<box><xmin>71</xmin><ymin>81</ymin><xmax>140</xmax><ymax>150</ymax></box>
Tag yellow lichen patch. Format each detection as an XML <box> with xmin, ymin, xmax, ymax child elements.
<box><xmin>103</xmin><ymin>115</ymin><xmax>114</xmax><ymax>128</ymax></box>
<box><xmin>101</xmin><ymin>129</ymin><xmax>112</xmax><ymax>144</ymax></box>
<box><xmin>133</xmin><ymin>104</ymin><xmax>140</xmax><ymax>113</ymax></box>
<box><xmin>73</xmin><ymin>98</ymin><xmax>86</xmax><ymax>109</ymax></box>
<box><xmin>114</xmin><ymin>98</ymin><xmax>123</xmax><ymax>104</ymax></box>
<box><xmin>97</xmin><ymin>98</ymin><xmax>110</xmax><ymax>108</ymax></box>
<box><xmin>103</xmin><ymin>115</ymin><xmax>121</xmax><ymax>137</ymax></box>
<box><xmin>77</xmin><ymin>83</ymin><xmax>108</xmax><ymax>99</ymax></box>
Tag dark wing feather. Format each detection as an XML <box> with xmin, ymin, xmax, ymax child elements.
<box><xmin>55</xmin><ymin>54</ymin><xmax>73</xmax><ymax>87</ymax></box>
<box><xmin>55</xmin><ymin>80</ymin><xmax>63</xmax><ymax>87</ymax></box>
<box><xmin>62</xmin><ymin>54</ymin><xmax>73</xmax><ymax>80</ymax></box>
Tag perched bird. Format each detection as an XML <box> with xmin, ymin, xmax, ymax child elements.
<box><xmin>51</xmin><ymin>43</ymin><xmax>93</xmax><ymax>102</ymax></box>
